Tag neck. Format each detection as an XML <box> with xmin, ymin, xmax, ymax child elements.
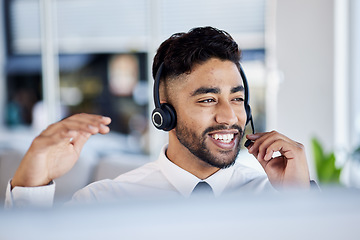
<box><xmin>166</xmin><ymin>131</ymin><xmax>220</xmax><ymax>180</ymax></box>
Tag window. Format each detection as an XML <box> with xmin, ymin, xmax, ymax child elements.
<box><xmin>1</xmin><ymin>0</ymin><xmax>267</xmax><ymax>156</ymax></box>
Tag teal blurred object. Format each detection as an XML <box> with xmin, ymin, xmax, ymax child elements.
<box><xmin>311</xmin><ymin>137</ymin><xmax>342</xmax><ymax>184</ymax></box>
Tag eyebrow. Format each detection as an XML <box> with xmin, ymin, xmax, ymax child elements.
<box><xmin>191</xmin><ymin>87</ymin><xmax>220</xmax><ymax>96</ymax></box>
<box><xmin>191</xmin><ymin>85</ymin><xmax>245</xmax><ymax>97</ymax></box>
<box><xmin>230</xmin><ymin>85</ymin><xmax>244</xmax><ymax>94</ymax></box>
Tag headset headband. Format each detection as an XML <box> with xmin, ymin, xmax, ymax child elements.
<box><xmin>153</xmin><ymin>62</ymin><xmax>164</xmax><ymax>109</ymax></box>
<box><xmin>152</xmin><ymin>61</ymin><xmax>255</xmax><ymax>135</ymax></box>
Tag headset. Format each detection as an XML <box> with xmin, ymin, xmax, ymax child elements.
<box><xmin>151</xmin><ymin>62</ymin><xmax>255</xmax><ymax>147</ymax></box>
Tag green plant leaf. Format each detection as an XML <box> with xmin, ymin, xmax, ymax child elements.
<box><xmin>311</xmin><ymin>137</ymin><xmax>342</xmax><ymax>184</ymax></box>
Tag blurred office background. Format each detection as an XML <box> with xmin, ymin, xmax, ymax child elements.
<box><xmin>0</xmin><ymin>0</ymin><xmax>359</xmax><ymax>202</ymax></box>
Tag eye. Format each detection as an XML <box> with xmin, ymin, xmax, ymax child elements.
<box><xmin>199</xmin><ymin>98</ymin><xmax>216</xmax><ymax>103</ymax></box>
<box><xmin>232</xmin><ymin>97</ymin><xmax>244</xmax><ymax>102</ymax></box>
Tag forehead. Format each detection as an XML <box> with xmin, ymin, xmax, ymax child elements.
<box><xmin>175</xmin><ymin>58</ymin><xmax>243</xmax><ymax>93</ymax></box>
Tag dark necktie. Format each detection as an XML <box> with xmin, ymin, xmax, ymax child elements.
<box><xmin>191</xmin><ymin>181</ymin><xmax>214</xmax><ymax>197</ymax></box>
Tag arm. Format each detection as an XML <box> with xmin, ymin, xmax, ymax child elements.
<box><xmin>7</xmin><ymin>113</ymin><xmax>111</xmax><ymax>207</ymax></box>
<box><xmin>245</xmin><ymin>131</ymin><xmax>310</xmax><ymax>190</ymax></box>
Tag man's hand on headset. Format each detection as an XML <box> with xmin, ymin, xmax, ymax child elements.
<box><xmin>246</xmin><ymin>131</ymin><xmax>310</xmax><ymax>190</ymax></box>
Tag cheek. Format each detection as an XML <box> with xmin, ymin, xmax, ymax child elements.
<box><xmin>178</xmin><ymin>108</ymin><xmax>212</xmax><ymax>126</ymax></box>
<box><xmin>240</xmin><ymin>108</ymin><xmax>248</xmax><ymax>125</ymax></box>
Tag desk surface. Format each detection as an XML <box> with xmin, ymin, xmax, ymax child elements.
<box><xmin>1</xmin><ymin>187</ymin><xmax>360</xmax><ymax>240</ymax></box>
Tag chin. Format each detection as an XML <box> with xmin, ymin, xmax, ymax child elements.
<box><xmin>203</xmin><ymin>146</ymin><xmax>240</xmax><ymax>169</ymax></box>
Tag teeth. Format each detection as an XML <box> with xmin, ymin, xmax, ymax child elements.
<box><xmin>212</xmin><ymin>133</ymin><xmax>234</xmax><ymax>143</ymax></box>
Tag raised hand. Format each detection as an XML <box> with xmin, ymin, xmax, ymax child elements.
<box><xmin>246</xmin><ymin>131</ymin><xmax>310</xmax><ymax>189</ymax></box>
<box><xmin>11</xmin><ymin>113</ymin><xmax>111</xmax><ymax>188</ymax></box>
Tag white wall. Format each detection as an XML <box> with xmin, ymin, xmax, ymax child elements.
<box><xmin>274</xmin><ymin>0</ymin><xmax>335</xmax><ymax>176</ymax></box>
<box><xmin>350</xmin><ymin>0</ymin><xmax>360</xmax><ymax>149</ymax></box>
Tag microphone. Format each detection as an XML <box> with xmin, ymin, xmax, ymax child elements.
<box><xmin>244</xmin><ymin>116</ymin><xmax>255</xmax><ymax>148</ymax></box>
<box><xmin>244</xmin><ymin>139</ymin><xmax>253</xmax><ymax>148</ymax></box>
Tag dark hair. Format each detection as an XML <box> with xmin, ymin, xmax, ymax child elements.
<box><xmin>152</xmin><ymin>26</ymin><xmax>242</xmax><ymax>80</ymax></box>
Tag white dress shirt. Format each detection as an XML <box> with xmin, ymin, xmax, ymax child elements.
<box><xmin>5</xmin><ymin>145</ymin><xmax>274</xmax><ymax>208</ymax></box>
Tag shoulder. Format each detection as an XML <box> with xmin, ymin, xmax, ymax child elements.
<box><xmin>69</xmin><ymin>179</ymin><xmax>119</xmax><ymax>204</ymax></box>
<box><xmin>68</xmin><ymin>161</ymin><xmax>169</xmax><ymax>204</ymax></box>
<box><xmin>113</xmin><ymin>160</ymin><xmax>162</xmax><ymax>183</ymax></box>
<box><xmin>86</xmin><ymin>160</ymin><xmax>162</xmax><ymax>191</ymax></box>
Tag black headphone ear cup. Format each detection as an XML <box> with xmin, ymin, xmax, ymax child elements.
<box><xmin>162</xmin><ymin>103</ymin><xmax>177</xmax><ymax>131</ymax></box>
<box><xmin>151</xmin><ymin>103</ymin><xmax>177</xmax><ymax>131</ymax></box>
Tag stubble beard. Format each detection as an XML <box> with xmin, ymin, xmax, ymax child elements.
<box><xmin>175</xmin><ymin>123</ymin><xmax>244</xmax><ymax>169</ymax></box>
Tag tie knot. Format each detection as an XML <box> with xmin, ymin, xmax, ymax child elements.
<box><xmin>191</xmin><ymin>181</ymin><xmax>214</xmax><ymax>197</ymax></box>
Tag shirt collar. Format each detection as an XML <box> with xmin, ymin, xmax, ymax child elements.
<box><xmin>157</xmin><ymin>145</ymin><xmax>235</xmax><ymax>198</ymax></box>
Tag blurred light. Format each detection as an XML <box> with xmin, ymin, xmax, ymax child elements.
<box><xmin>60</xmin><ymin>87</ymin><xmax>83</xmax><ymax>106</ymax></box>
<box><xmin>108</xmin><ymin>55</ymin><xmax>138</xmax><ymax>96</ymax></box>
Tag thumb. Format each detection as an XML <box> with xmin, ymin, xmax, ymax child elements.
<box><xmin>69</xmin><ymin>131</ymin><xmax>92</xmax><ymax>154</ymax></box>
<box><xmin>245</xmin><ymin>141</ymin><xmax>268</xmax><ymax>169</ymax></box>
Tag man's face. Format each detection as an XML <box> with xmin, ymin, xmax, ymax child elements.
<box><xmin>169</xmin><ymin>58</ymin><xmax>247</xmax><ymax>169</ymax></box>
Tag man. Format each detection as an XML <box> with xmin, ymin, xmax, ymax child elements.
<box><xmin>5</xmin><ymin>27</ymin><xmax>310</xmax><ymax>207</ymax></box>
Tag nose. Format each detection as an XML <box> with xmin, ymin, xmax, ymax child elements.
<box><xmin>214</xmin><ymin>101</ymin><xmax>238</xmax><ymax>126</ymax></box>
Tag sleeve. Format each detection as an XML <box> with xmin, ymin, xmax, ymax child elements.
<box><xmin>4</xmin><ymin>180</ymin><xmax>55</xmax><ymax>209</ymax></box>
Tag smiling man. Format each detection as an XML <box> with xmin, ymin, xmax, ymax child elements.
<box><xmin>166</xmin><ymin>59</ymin><xmax>246</xmax><ymax>179</ymax></box>
<box><xmin>5</xmin><ymin>27</ymin><xmax>311</xmax><ymax>208</ymax></box>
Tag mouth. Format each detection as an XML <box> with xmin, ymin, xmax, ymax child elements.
<box><xmin>211</xmin><ymin>133</ymin><xmax>236</xmax><ymax>143</ymax></box>
<box><xmin>208</xmin><ymin>130</ymin><xmax>239</xmax><ymax>149</ymax></box>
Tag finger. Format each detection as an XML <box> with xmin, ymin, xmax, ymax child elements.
<box><xmin>246</xmin><ymin>133</ymin><xmax>267</xmax><ymax>160</ymax></box>
<box><xmin>246</xmin><ymin>132</ymin><xmax>267</xmax><ymax>141</ymax></box>
<box><xmin>36</xmin><ymin>114</ymin><xmax>111</xmax><ymax>153</ymax></box>
<box><xmin>247</xmin><ymin>130</ymin><xmax>292</xmax><ymax>143</ymax></box>
<box><xmin>63</xmin><ymin>114</ymin><xmax>111</xmax><ymax>134</ymax></box>
<box><xmin>64</xmin><ymin>119</ymin><xmax>110</xmax><ymax>149</ymax></box>
<box><xmin>65</xmin><ymin>130</ymin><xmax>91</xmax><ymax>145</ymax></box>
<box><xmin>34</xmin><ymin>126</ymin><xmax>93</xmax><ymax>154</ymax></box>
<box><xmin>256</xmin><ymin>133</ymin><xmax>285</xmax><ymax>161</ymax></box>
<box><xmin>263</xmin><ymin>140</ymin><xmax>284</xmax><ymax>161</ymax></box>
<box><xmin>98</xmin><ymin>123</ymin><xmax>111</xmax><ymax>134</ymax></box>
<box><xmin>255</xmin><ymin>140</ymin><xmax>290</xmax><ymax>171</ymax></box>
<box><xmin>247</xmin><ymin>132</ymin><xmax>276</xmax><ymax>156</ymax></box>
<box><xmin>42</xmin><ymin>122</ymin><xmax>94</xmax><ymax>143</ymax></box>
<box><xmin>69</xmin><ymin>113</ymin><xmax>111</xmax><ymax>128</ymax></box>
<box><xmin>263</xmin><ymin>139</ymin><xmax>298</xmax><ymax>162</ymax></box>
<box><xmin>58</xmin><ymin>129</ymin><xmax>78</xmax><ymax>145</ymax></box>
<box><xmin>70</xmin><ymin>113</ymin><xmax>111</xmax><ymax>123</ymax></box>
<box><xmin>43</xmin><ymin>114</ymin><xmax>111</xmax><ymax>137</ymax></box>
<box><xmin>248</xmin><ymin>131</ymin><xmax>289</xmax><ymax>159</ymax></box>
<box><xmin>69</xmin><ymin>131</ymin><xmax>92</xmax><ymax>155</ymax></box>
